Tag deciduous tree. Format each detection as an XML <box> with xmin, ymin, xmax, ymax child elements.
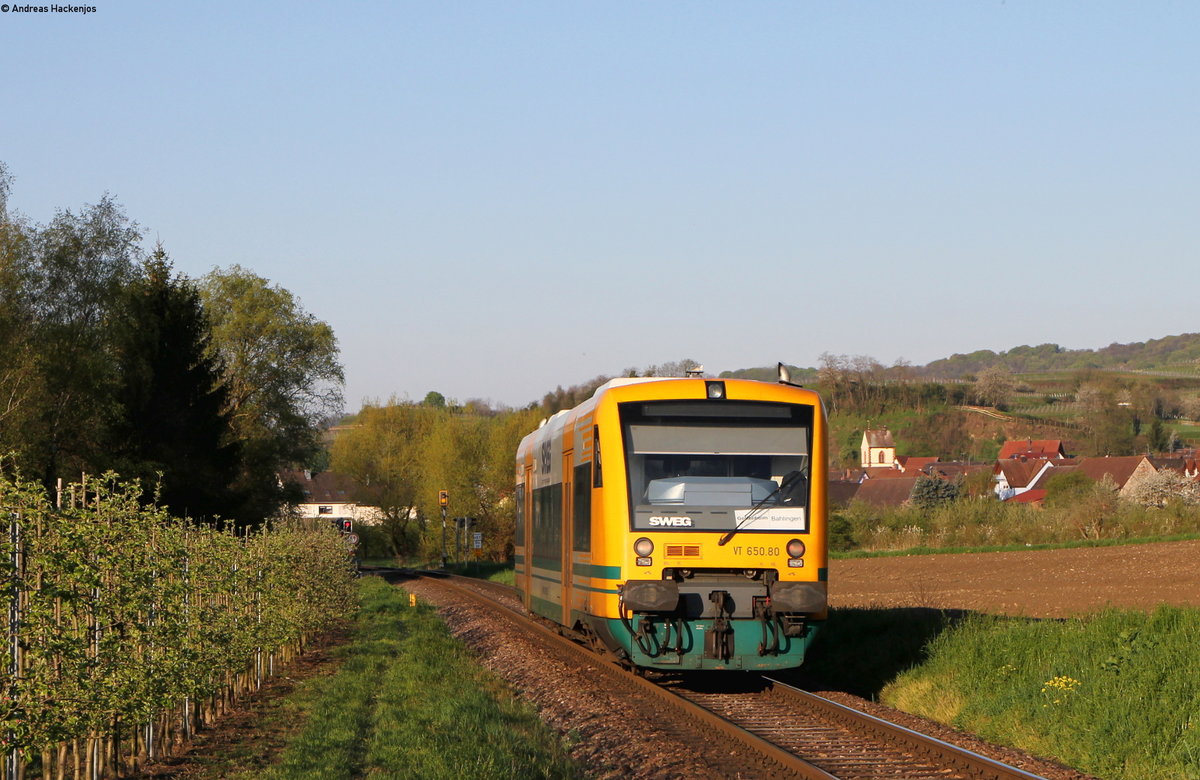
<box><xmin>199</xmin><ymin>265</ymin><xmax>344</xmax><ymax>519</ymax></box>
<box><xmin>974</xmin><ymin>365</ymin><xmax>1014</xmax><ymax>408</ymax></box>
<box><xmin>1125</xmin><ymin>468</ymin><xmax>1200</xmax><ymax>507</ymax></box>
<box><xmin>26</xmin><ymin>195</ymin><xmax>141</xmax><ymax>483</ymax></box>
<box><xmin>0</xmin><ymin>164</ymin><xmax>42</xmax><ymax>461</ymax></box>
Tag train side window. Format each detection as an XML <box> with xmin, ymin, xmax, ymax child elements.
<box><xmin>573</xmin><ymin>462</ymin><xmax>591</xmax><ymax>552</ymax></box>
<box><xmin>532</xmin><ymin>484</ymin><xmax>563</xmax><ymax>559</ymax></box>
<box><xmin>593</xmin><ymin>426</ymin><xmax>603</xmax><ymax>487</ymax></box>
<box><xmin>515</xmin><ymin>488</ymin><xmax>525</xmax><ymax>542</ymax></box>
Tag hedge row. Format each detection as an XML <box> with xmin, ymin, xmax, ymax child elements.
<box><xmin>1</xmin><ymin>473</ymin><xmax>357</xmax><ymax>779</ymax></box>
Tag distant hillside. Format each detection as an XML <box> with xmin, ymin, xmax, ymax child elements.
<box><xmin>924</xmin><ymin>333</ymin><xmax>1200</xmax><ymax>377</ymax></box>
<box><xmin>719</xmin><ymin>364</ymin><xmax>819</xmax><ymax>383</ymax></box>
<box><xmin>726</xmin><ymin>333</ymin><xmax>1200</xmax><ymax>381</ymax></box>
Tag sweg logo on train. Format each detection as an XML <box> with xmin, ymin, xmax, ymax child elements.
<box><xmin>648</xmin><ymin>516</ymin><xmax>693</xmax><ymax>527</ymax></box>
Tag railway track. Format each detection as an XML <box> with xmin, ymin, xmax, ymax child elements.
<box><xmin>398</xmin><ymin>570</ymin><xmax>1055</xmax><ymax>780</ymax></box>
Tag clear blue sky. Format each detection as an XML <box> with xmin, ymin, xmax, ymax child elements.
<box><xmin>3</xmin><ymin>2</ymin><xmax>1197</xmax><ymax>409</ymax></box>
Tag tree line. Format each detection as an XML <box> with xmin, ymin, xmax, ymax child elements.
<box><xmin>336</xmin><ymin>352</ymin><xmax>1198</xmax><ymax>563</ymax></box>
<box><xmin>332</xmin><ymin>360</ymin><xmax>705</xmax><ymax>562</ymax></box>
<box><xmin>0</xmin><ymin>163</ymin><xmax>343</xmax><ymax>527</ymax></box>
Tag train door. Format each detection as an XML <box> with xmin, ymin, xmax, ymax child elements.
<box><xmin>522</xmin><ymin>463</ymin><xmax>533</xmax><ymax>609</ymax></box>
<box><xmin>561</xmin><ymin>449</ymin><xmax>573</xmax><ymax>627</ymax></box>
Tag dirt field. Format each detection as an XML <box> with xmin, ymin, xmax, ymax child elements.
<box><xmin>829</xmin><ymin>538</ymin><xmax>1200</xmax><ymax>617</ymax></box>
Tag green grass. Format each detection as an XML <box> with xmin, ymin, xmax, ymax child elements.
<box><xmin>876</xmin><ymin>606</ymin><xmax>1200</xmax><ymax>780</ymax></box>
<box><xmin>446</xmin><ymin>560</ymin><xmax>515</xmax><ymax>586</ymax></box>
<box><xmin>783</xmin><ymin>607</ymin><xmax>959</xmax><ymax>697</ymax></box>
<box><xmin>829</xmin><ymin>531</ymin><xmax>1200</xmax><ymax>560</ymax></box>
<box><xmin>247</xmin><ymin>576</ymin><xmax>581</xmax><ymax>780</ymax></box>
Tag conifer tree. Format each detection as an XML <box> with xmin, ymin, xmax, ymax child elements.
<box><xmin>109</xmin><ymin>246</ymin><xmax>241</xmax><ymax>522</ymax></box>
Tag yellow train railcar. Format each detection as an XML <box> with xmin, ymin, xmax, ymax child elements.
<box><xmin>514</xmin><ymin>375</ymin><xmax>827</xmax><ymax>671</ymax></box>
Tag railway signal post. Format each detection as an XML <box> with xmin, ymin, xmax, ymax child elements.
<box><xmin>439</xmin><ymin>490</ymin><xmax>449</xmax><ymax>567</ymax></box>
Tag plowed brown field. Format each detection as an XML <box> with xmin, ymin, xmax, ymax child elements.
<box><xmin>829</xmin><ymin>538</ymin><xmax>1200</xmax><ymax>617</ymax></box>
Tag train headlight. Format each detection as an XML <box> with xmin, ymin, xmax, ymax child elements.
<box><xmin>786</xmin><ymin>539</ymin><xmax>806</xmax><ymax>559</ymax></box>
<box><xmin>705</xmin><ymin>381</ymin><xmax>726</xmax><ymax>399</ymax></box>
<box><xmin>634</xmin><ymin>537</ymin><xmax>654</xmax><ymax>557</ymax></box>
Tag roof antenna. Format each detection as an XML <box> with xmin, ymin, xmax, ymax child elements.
<box><xmin>685</xmin><ymin>364</ymin><xmax>705</xmax><ymax>378</ymax></box>
<box><xmin>777</xmin><ymin>362</ymin><xmax>803</xmax><ymax>387</ymax></box>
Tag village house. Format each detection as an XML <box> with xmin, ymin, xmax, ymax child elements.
<box><xmin>998</xmin><ymin>439</ymin><xmax>1068</xmax><ymax>460</ymax></box>
<box><xmin>834</xmin><ymin>429</ymin><xmax>1198</xmax><ymax>511</ymax></box>
<box><xmin>896</xmin><ymin>455</ymin><xmax>940</xmax><ymax>473</ymax></box>
<box><xmin>994</xmin><ymin>458</ymin><xmax>1059</xmax><ymax>501</ymax></box>
<box><xmin>1148</xmin><ymin>457</ymin><xmax>1199</xmax><ymax>479</ymax></box>
<box><xmin>925</xmin><ymin>462</ymin><xmax>993</xmax><ymax>481</ymax></box>
<box><xmin>1073</xmin><ymin>456</ymin><xmax>1160</xmax><ymax>500</ymax></box>
<box><xmin>999</xmin><ymin>455</ymin><xmax>1198</xmax><ymax>506</ymax></box>
<box><xmin>280</xmin><ymin>469</ymin><xmax>385</xmax><ymax>528</ymax></box>
<box><xmin>853</xmin><ymin>476</ymin><xmax>923</xmax><ymax>508</ymax></box>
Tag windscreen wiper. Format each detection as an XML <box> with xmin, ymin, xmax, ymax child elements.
<box><xmin>716</xmin><ymin>470</ymin><xmax>803</xmax><ymax>547</ymax></box>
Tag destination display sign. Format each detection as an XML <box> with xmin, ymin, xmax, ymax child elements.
<box><xmin>731</xmin><ymin>507</ymin><xmax>807</xmax><ymax>533</ymax></box>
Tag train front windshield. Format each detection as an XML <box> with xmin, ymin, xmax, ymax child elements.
<box><xmin>620</xmin><ymin>400</ymin><xmax>814</xmax><ymax>533</ymax></box>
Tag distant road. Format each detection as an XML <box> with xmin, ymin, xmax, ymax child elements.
<box><xmin>958</xmin><ymin>405</ymin><xmax>1014</xmax><ymax>421</ymax></box>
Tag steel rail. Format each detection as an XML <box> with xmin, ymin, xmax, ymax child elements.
<box><xmin>763</xmin><ymin>678</ymin><xmax>1047</xmax><ymax>780</ymax></box>
<box><xmin>417</xmin><ymin>572</ymin><xmax>834</xmax><ymax>780</ymax></box>
<box><xmin>410</xmin><ymin>571</ymin><xmax>1049</xmax><ymax>780</ymax></box>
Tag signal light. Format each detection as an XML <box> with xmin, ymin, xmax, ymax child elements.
<box><xmin>787</xmin><ymin>538</ymin><xmax>805</xmax><ymax>558</ymax></box>
<box><xmin>634</xmin><ymin>537</ymin><xmax>654</xmax><ymax>557</ymax></box>
<box><xmin>705</xmin><ymin>381</ymin><xmax>726</xmax><ymax>399</ymax></box>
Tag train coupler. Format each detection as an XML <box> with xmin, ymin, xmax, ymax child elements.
<box><xmin>754</xmin><ymin>597</ymin><xmax>780</xmax><ymax>656</ymax></box>
<box><xmin>705</xmin><ymin>590</ymin><xmax>734</xmax><ymax>661</ymax></box>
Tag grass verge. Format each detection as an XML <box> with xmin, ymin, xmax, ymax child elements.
<box><xmin>445</xmin><ymin>560</ymin><xmax>514</xmax><ymax>586</ymax></box>
<box><xmin>805</xmin><ymin>606</ymin><xmax>1200</xmax><ymax>780</ymax></box>
<box><xmin>829</xmin><ymin>531</ymin><xmax>1200</xmax><ymax>559</ymax></box>
<box><xmin>244</xmin><ymin>576</ymin><xmax>581</xmax><ymax>780</ymax></box>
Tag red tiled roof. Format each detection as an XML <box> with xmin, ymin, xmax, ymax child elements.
<box><xmin>1148</xmin><ymin>457</ymin><xmax>1188</xmax><ymax>474</ymax></box>
<box><xmin>827</xmin><ymin>480</ymin><xmax>861</xmax><ymax>507</ymax></box>
<box><xmin>1006</xmin><ymin>489</ymin><xmax>1047</xmax><ymax>504</ymax></box>
<box><xmin>897</xmin><ymin>456</ymin><xmax>939</xmax><ymax>473</ymax></box>
<box><xmin>1074</xmin><ymin>456</ymin><xmax>1147</xmax><ymax>488</ymax></box>
<box><xmin>927</xmin><ymin>462</ymin><xmax>993</xmax><ymax>479</ymax></box>
<box><xmin>994</xmin><ymin>458</ymin><xmax>1051</xmax><ymax>489</ymax></box>
<box><xmin>864</xmin><ymin>467</ymin><xmax>912</xmax><ymax>480</ymax></box>
<box><xmin>854</xmin><ymin>477</ymin><xmax>920</xmax><ymax>507</ymax></box>
<box><xmin>998</xmin><ymin>439</ymin><xmax>1066</xmax><ymax>460</ymax></box>
<box><xmin>1029</xmin><ymin>464</ymin><xmax>1078</xmax><ymax>490</ymax></box>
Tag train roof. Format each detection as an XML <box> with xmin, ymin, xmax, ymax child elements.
<box><xmin>588</xmin><ymin>376</ymin><xmax>676</xmax><ymax>398</ymax></box>
<box><xmin>519</xmin><ymin>375</ymin><xmax>821</xmax><ymax>457</ymax></box>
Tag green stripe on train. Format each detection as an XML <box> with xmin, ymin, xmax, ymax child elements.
<box><xmin>572</xmin><ymin>580</ymin><xmax>620</xmax><ymax>595</ymax></box>
<box><xmin>531</xmin><ymin>555</ymin><xmax>563</xmax><ymax>572</ymax></box>
<box><xmin>573</xmin><ymin>562</ymin><xmax>621</xmax><ymax>579</ymax></box>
